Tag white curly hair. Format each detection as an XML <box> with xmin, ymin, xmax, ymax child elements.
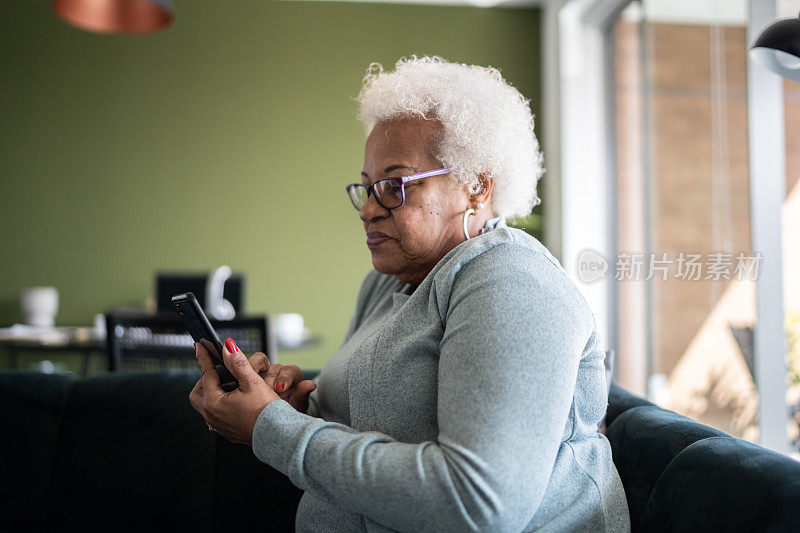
<box><xmin>356</xmin><ymin>56</ymin><xmax>543</xmax><ymax>218</ymax></box>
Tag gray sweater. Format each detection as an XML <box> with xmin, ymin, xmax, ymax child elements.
<box><xmin>252</xmin><ymin>226</ymin><xmax>630</xmax><ymax>532</ymax></box>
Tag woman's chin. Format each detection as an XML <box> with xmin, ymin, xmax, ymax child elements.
<box><xmin>370</xmin><ymin>254</ymin><xmax>399</xmax><ymax>276</ymax></box>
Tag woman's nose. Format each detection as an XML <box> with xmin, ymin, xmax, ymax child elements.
<box><xmin>358</xmin><ymin>193</ymin><xmax>389</xmax><ymax>222</ymax></box>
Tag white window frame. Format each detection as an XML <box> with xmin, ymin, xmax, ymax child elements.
<box><xmin>544</xmin><ymin>0</ymin><xmax>790</xmax><ymax>453</ymax></box>
<box><xmin>747</xmin><ymin>0</ymin><xmax>789</xmax><ymax>455</ymax></box>
<box><xmin>542</xmin><ymin>0</ymin><xmax>630</xmax><ymax>371</ymax></box>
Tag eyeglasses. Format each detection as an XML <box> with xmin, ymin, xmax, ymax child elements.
<box><xmin>345</xmin><ymin>167</ymin><xmax>451</xmax><ymax>211</ymax></box>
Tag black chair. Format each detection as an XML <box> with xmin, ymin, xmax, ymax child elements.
<box><xmin>105</xmin><ymin>312</ymin><xmax>275</xmax><ymax>372</ymax></box>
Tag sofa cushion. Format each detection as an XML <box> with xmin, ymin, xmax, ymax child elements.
<box><xmin>45</xmin><ymin>371</ymin><xmax>218</xmax><ymax>530</ymax></box>
<box><xmin>606</xmin><ymin>405</ymin><xmax>728</xmax><ymax>530</ymax></box>
<box><xmin>42</xmin><ymin>370</ymin><xmax>303</xmax><ymax>532</ymax></box>
<box><xmin>639</xmin><ymin>437</ymin><xmax>800</xmax><ymax>532</ymax></box>
<box><xmin>606</xmin><ymin>383</ymin><xmax>654</xmax><ymax>428</ymax></box>
<box><xmin>0</xmin><ymin>371</ymin><xmax>77</xmax><ymax>532</ymax></box>
<box><xmin>213</xmin><ymin>430</ymin><xmax>303</xmax><ymax>531</ymax></box>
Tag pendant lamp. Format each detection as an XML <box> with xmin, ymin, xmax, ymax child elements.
<box><xmin>750</xmin><ymin>11</ymin><xmax>800</xmax><ymax>81</ymax></box>
<box><xmin>53</xmin><ymin>0</ymin><xmax>173</xmax><ymax>34</ymax></box>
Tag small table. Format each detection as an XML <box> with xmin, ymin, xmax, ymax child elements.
<box><xmin>0</xmin><ymin>326</ymin><xmax>322</xmax><ymax>377</ymax></box>
<box><xmin>0</xmin><ymin>328</ymin><xmax>104</xmax><ymax>376</ymax></box>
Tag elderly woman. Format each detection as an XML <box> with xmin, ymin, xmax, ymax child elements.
<box><xmin>190</xmin><ymin>57</ymin><xmax>630</xmax><ymax>532</ymax></box>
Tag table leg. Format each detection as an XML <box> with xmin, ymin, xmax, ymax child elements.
<box><xmin>80</xmin><ymin>351</ymin><xmax>91</xmax><ymax>377</ymax></box>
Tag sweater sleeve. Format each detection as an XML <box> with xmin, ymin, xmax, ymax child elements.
<box><xmin>252</xmin><ymin>245</ymin><xmax>593</xmax><ymax>532</ymax></box>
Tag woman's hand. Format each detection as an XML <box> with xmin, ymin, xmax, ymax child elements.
<box><xmin>246</xmin><ymin>352</ymin><xmax>317</xmax><ymax>414</ymax></box>
<box><xmin>189</xmin><ymin>340</ymin><xmax>278</xmax><ymax>446</ymax></box>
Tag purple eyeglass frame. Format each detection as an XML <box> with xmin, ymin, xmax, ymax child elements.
<box><xmin>346</xmin><ymin>167</ymin><xmax>452</xmax><ymax>210</ymax></box>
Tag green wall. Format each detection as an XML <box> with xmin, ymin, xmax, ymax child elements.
<box><xmin>0</xmin><ymin>0</ymin><xmax>541</xmax><ymax>370</ymax></box>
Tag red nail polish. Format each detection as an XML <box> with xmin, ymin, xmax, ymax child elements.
<box><xmin>276</xmin><ymin>382</ymin><xmax>286</xmax><ymax>392</ymax></box>
<box><xmin>225</xmin><ymin>338</ymin><xmax>238</xmax><ymax>354</ymax></box>
<box><xmin>193</xmin><ymin>342</ymin><xmax>197</xmax><ymax>353</ymax></box>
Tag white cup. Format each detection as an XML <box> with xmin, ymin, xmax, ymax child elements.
<box><xmin>21</xmin><ymin>287</ymin><xmax>59</xmax><ymax>328</ymax></box>
<box><xmin>94</xmin><ymin>313</ymin><xmax>107</xmax><ymax>338</ymax></box>
<box><xmin>275</xmin><ymin>313</ymin><xmax>304</xmax><ymax>346</ymax></box>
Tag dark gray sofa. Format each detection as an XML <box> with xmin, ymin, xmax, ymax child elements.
<box><xmin>1</xmin><ymin>370</ymin><xmax>798</xmax><ymax>532</ymax></box>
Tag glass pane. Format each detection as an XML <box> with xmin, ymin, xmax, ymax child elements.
<box><xmin>614</xmin><ymin>1</ymin><xmax>761</xmax><ymax>442</ymax></box>
<box><xmin>784</xmin><ymin>77</ymin><xmax>800</xmax><ymax>454</ymax></box>
<box><xmin>613</xmin><ymin>2</ymin><xmax>648</xmax><ymax>396</ymax></box>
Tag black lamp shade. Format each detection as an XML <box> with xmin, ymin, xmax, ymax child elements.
<box><xmin>751</xmin><ymin>13</ymin><xmax>800</xmax><ymax>81</ymax></box>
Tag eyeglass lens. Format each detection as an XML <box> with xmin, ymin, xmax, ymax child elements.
<box><xmin>347</xmin><ymin>185</ymin><xmax>369</xmax><ymax>210</ymax></box>
<box><xmin>373</xmin><ymin>179</ymin><xmax>403</xmax><ymax>209</ymax></box>
<box><xmin>348</xmin><ymin>179</ymin><xmax>404</xmax><ymax>210</ymax></box>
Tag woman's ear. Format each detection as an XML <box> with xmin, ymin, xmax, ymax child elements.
<box><xmin>471</xmin><ymin>175</ymin><xmax>494</xmax><ymax>208</ymax></box>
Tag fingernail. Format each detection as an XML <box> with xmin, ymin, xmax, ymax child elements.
<box><xmin>193</xmin><ymin>342</ymin><xmax>197</xmax><ymax>353</ymax></box>
<box><xmin>276</xmin><ymin>382</ymin><xmax>286</xmax><ymax>392</ymax></box>
<box><xmin>225</xmin><ymin>338</ymin><xmax>238</xmax><ymax>354</ymax></box>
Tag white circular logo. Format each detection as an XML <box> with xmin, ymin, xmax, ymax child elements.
<box><xmin>576</xmin><ymin>248</ymin><xmax>608</xmax><ymax>284</ymax></box>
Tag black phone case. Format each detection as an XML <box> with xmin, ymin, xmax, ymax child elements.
<box><xmin>171</xmin><ymin>292</ymin><xmax>239</xmax><ymax>392</ymax></box>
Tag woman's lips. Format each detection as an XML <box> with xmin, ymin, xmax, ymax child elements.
<box><xmin>366</xmin><ymin>231</ymin><xmax>392</xmax><ymax>248</ymax></box>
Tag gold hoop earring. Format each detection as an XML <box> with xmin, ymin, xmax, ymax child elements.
<box><xmin>462</xmin><ymin>208</ymin><xmax>475</xmax><ymax>241</ymax></box>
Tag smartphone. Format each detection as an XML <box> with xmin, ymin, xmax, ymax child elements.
<box><xmin>171</xmin><ymin>292</ymin><xmax>239</xmax><ymax>391</ymax></box>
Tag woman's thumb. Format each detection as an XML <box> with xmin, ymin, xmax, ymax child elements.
<box><xmin>290</xmin><ymin>380</ymin><xmax>317</xmax><ymax>413</ymax></box>
<box><xmin>222</xmin><ymin>338</ymin><xmax>260</xmax><ymax>387</ymax></box>
<box><xmin>296</xmin><ymin>380</ymin><xmax>317</xmax><ymax>397</ymax></box>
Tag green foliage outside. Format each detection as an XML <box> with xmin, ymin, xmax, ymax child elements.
<box><xmin>788</xmin><ymin>310</ymin><xmax>800</xmax><ymax>386</ymax></box>
<box><xmin>508</xmin><ymin>210</ymin><xmax>544</xmax><ymax>242</ymax></box>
